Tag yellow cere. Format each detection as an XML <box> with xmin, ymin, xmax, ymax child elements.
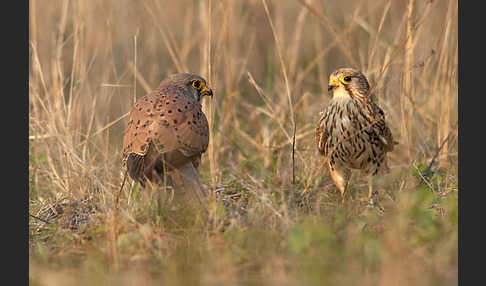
<box><xmin>330</xmin><ymin>78</ymin><xmax>339</xmax><ymax>86</ymax></box>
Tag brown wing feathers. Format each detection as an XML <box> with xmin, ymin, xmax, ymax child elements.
<box><xmin>123</xmin><ymin>82</ymin><xmax>210</xmax><ymax>187</ymax></box>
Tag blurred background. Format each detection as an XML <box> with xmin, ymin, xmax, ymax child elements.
<box><xmin>29</xmin><ymin>0</ymin><xmax>457</xmax><ymax>285</ymax></box>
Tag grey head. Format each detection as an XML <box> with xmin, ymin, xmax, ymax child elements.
<box><xmin>160</xmin><ymin>73</ymin><xmax>213</xmax><ymax>102</ymax></box>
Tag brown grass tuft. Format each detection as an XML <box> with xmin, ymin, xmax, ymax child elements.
<box><xmin>29</xmin><ymin>0</ymin><xmax>457</xmax><ymax>285</ymax></box>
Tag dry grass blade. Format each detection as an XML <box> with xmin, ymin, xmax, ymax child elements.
<box><xmin>423</xmin><ymin>123</ymin><xmax>457</xmax><ymax>177</ymax></box>
<box><xmin>29</xmin><ymin>1</ymin><xmax>457</xmax><ymax>285</ymax></box>
<box><xmin>246</xmin><ymin>72</ymin><xmax>306</xmax><ymax>166</ymax></box>
<box><xmin>143</xmin><ymin>2</ymin><xmax>186</xmax><ymax>73</ymax></box>
<box><xmin>77</xmin><ymin>111</ymin><xmax>130</xmax><ymax>147</ymax></box>
<box><xmin>129</xmin><ymin>61</ymin><xmax>155</xmax><ymax>94</ymax></box>
<box><xmin>261</xmin><ymin>0</ymin><xmax>298</xmax><ymax>184</ymax></box>
<box><xmin>261</xmin><ymin>0</ymin><xmax>294</xmax><ymax>123</ymax></box>
<box><xmin>297</xmin><ymin>0</ymin><xmax>359</xmax><ymax>67</ymax></box>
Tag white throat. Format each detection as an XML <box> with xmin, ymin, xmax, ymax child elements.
<box><xmin>332</xmin><ymin>86</ymin><xmax>351</xmax><ymax>101</ymax></box>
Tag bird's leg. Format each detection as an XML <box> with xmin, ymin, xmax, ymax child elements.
<box><xmin>367</xmin><ymin>176</ymin><xmax>385</xmax><ymax>214</ymax></box>
<box><xmin>329</xmin><ymin>162</ymin><xmax>351</xmax><ymax>204</ymax></box>
<box><xmin>368</xmin><ymin>176</ymin><xmax>377</xmax><ymax>207</ymax></box>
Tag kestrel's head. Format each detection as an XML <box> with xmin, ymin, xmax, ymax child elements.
<box><xmin>328</xmin><ymin>68</ymin><xmax>370</xmax><ymax>101</ymax></box>
<box><xmin>161</xmin><ymin>73</ymin><xmax>213</xmax><ymax>102</ymax></box>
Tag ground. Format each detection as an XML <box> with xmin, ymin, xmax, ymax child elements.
<box><xmin>29</xmin><ymin>1</ymin><xmax>457</xmax><ymax>285</ymax></box>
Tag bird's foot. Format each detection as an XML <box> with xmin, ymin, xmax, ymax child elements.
<box><xmin>368</xmin><ymin>196</ymin><xmax>375</xmax><ymax>208</ymax></box>
<box><xmin>367</xmin><ymin>197</ymin><xmax>384</xmax><ymax>214</ymax></box>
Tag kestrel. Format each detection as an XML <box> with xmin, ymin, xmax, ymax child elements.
<box><xmin>122</xmin><ymin>73</ymin><xmax>213</xmax><ymax>204</ymax></box>
<box><xmin>316</xmin><ymin>68</ymin><xmax>396</xmax><ymax>206</ymax></box>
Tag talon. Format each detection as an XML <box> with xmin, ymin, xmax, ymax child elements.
<box><xmin>368</xmin><ymin>197</ymin><xmax>375</xmax><ymax>208</ymax></box>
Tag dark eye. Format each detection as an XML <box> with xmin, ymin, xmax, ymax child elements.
<box><xmin>343</xmin><ymin>76</ymin><xmax>351</xmax><ymax>82</ymax></box>
<box><xmin>192</xmin><ymin>80</ymin><xmax>202</xmax><ymax>89</ymax></box>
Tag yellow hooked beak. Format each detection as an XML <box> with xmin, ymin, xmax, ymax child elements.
<box><xmin>328</xmin><ymin>78</ymin><xmax>340</xmax><ymax>91</ymax></box>
<box><xmin>201</xmin><ymin>86</ymin><xmax>213</xmax><ymax>98</ymax></box>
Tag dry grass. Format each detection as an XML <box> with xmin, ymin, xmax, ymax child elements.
<box><xmin>29</xmin><ymin>0</ymin><xmax>457</xmax><ymax>285</ymax></box>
